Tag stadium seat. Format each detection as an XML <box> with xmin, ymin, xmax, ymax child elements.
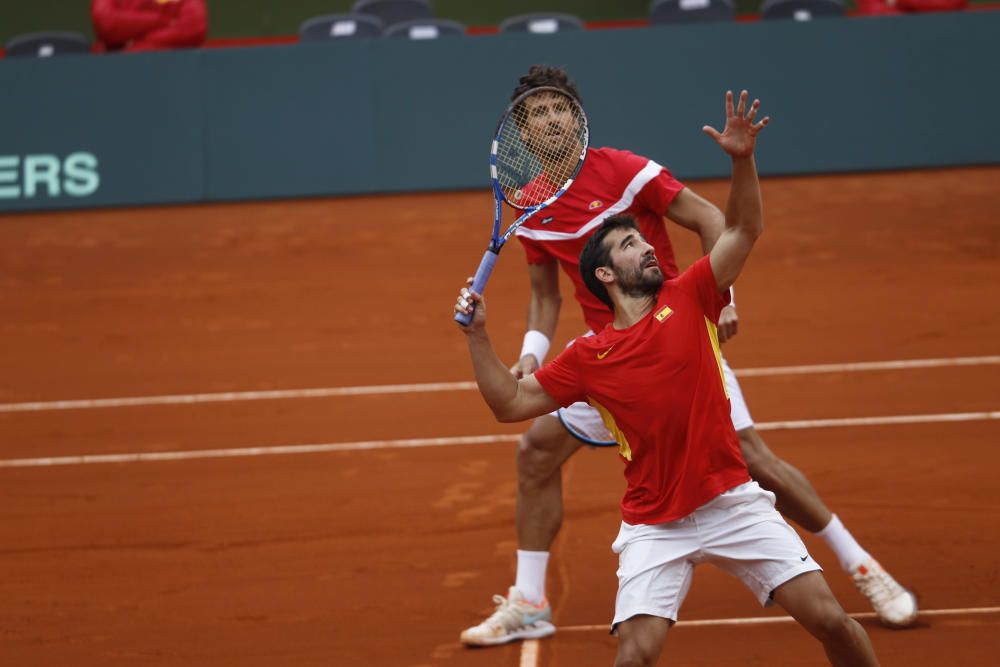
<box><xmin>383</xmin><ymin>19</ymin><xmax>466</xmax><ymax>39</ymax></box>
<box><xmin>649</xmin><ymin>0</ymin><xmax>735</xmax><ymax>24</ymax></box>
<box><xmin>499</xmin><ymin>13</ymin><xmax>585</xmax><ymax>34</ymax></box>
<box><xmin>298</xmin><ymin>14</ymin><xmax>384</xmax><ymax>41</ymax></box>
<box><xmin>761</xmin><ymin>0</ymin><xmax>845</xmax><ymax>20</ymax></box>
<box><xmin>4</xmin><ymin>31</ymin><xmax>90</xmax><ymax>58</ymax></box>
<box><xmin>353</xmin><ymin>0</ymin><xmax>434</xmax><ymax>30</ymax></box>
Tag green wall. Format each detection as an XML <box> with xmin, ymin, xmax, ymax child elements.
<box><xmin>0</xmin><ymin>12</ymin><xmax>997</xmax><ymax>212</ymax></box>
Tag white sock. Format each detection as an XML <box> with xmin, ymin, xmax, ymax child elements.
<box><xmin>514</xmin><ymin>550</ymin><xmax>549</xmax><ymax>604</ymax></box>
<box><xmin>817</xmin><ymin>514</ymin><xmax>871</xmax><ymax>573</ymax></box>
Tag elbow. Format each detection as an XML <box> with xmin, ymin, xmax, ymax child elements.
<box><xmin>743</xmin><ymin>217</ymin><xmax>764</xmax><ymax>243</ymax></box>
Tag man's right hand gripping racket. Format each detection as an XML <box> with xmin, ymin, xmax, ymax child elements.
<box><xmin>455</xmin><ymin>86</ymin><xmax>589</xmax><ymax>325</ymax></box>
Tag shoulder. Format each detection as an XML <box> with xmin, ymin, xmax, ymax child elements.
<box><xmin>590</xmin><ymin>146</ymin><xmax>650</xmax><ymax>170</ymax></box>
<box><xmin>581</xmin><ymin>147</ymin><xmax>659</xmax><ymax>189</ymax></box>
<box><xmin>666</xmin><ymin>256</ymin><xmax>716</xmax><ymax>298</ymax></box>
<box><xmin>577</xmin><ymin>327</ymin><xmax>618</xmax><ymax>351</ymax></box>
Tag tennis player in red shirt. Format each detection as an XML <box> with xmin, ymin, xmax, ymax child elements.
<box><xmin>459</xmin><ymin>65</ymin><xmax>914</xmax><ymax>648</ymax></box>
<box><xmin>455</xmin><ymin>91</ymin><xmax>880</xmax><ymax>666</ymax></box>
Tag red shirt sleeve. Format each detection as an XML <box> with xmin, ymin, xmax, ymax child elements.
<box><xmin>635</xmin><ymin>163</ymin><xmax>686</xmax><ymax>216</ymax></box>
<box><xmin>607</xmin><ymin>148</ymin><xmax>685</xmax><ymax>215</ymax></box>
<box><xmin>92</xmin><ymin>0</ymin><xmax>167</xmax><ymax>48</ymax></box>
<box><xmin>130</xmin><ymin>0</ymin><xmax>207</xmax><ymax>50</ymax></box>
<box><xmin>533</xmin><ymin>342</ymin><xmax>586</xmax><ymax>407</ymax></box>
<box><xmin>674</xmin><ymin>255</ymin><xmax>731</xmax><ymax>324</ymax></box>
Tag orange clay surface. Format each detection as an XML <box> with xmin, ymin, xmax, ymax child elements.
<box><xmin>0</xmin><ymin>167</ymin><xmax>998</xmax><ymax>666</ymax></box>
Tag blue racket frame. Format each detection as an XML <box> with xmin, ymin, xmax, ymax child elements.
<box><xmin>455</xmin><ymin>87</ymin><xmax>588</xmax><ymax>325</ymax></box>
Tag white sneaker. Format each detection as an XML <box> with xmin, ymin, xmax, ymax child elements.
<box><xmin>460</xmin><ymin>587</ymin><xmax>556</xmax><ymax>646</ymax></box>
<box><xmin>852</xmin><ymin>559</ymin><xmax>918</xmax><ymax>627</ymax></box>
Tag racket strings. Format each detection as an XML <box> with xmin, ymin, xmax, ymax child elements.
<box><xmin>495</xmin><ymin>90</ymin><xmax>587</xmax><ymax>209</ymax></box>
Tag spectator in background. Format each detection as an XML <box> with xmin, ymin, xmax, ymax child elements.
<box><xmin>857</xmin><ymin>0</ymin><xmax>967</xmax><ymax>16</ymax></box>
<box><xmin>92</xmin><ymin>0</ymin><xmax>208</xmax><ymax>52</ymax></box>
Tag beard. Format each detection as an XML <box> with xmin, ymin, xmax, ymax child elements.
<box><xmin>613</xmin><ymin>254</ymin><xmax>664</xmax><ymax>300</ymax></box>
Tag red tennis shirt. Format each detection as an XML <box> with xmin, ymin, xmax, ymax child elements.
<box><xmin>534</xmin><ymin>256</ymin><xmax>750</xmax><ymax>524</ymax></box>
<box><xmin>515</xmin><ymin>147</ymin><xmax>686</xmax><ymax>332</ymax></box>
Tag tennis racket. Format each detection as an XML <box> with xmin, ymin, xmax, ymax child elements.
<box><xmin>455</xmin><ymin>86</ymin><xmax>589</xmax><ymax>325</ymax></box>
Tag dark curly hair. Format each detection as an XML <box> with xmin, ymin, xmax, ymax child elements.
<box><xmin>510</xmin><ymin>64</ymin><xmax>582</xmax><ymax>104</ymax></box>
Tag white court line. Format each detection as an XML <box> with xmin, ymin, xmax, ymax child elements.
<box><xmin>0</xmin><ymin>435</ymin><xmax>520</xmax><ymax>468</ymax></box>
<box><xmin>556</xmin><ymin>605</ymin><xmax>1000</xmax><ymax>633</ymax></box>
<box><xmin>734</xmin><ymin>355</ymin><xmax>1000</xmax><ymax>377</ymax></box>
<box><xmin>519</xmin><ymin>606</ymin><xmax>1000</xmax><ymax>667</ymax></box>
<box><xmin>0</xmin><ymin>355</ymin><xmax>997</xmax><ymax>414</ymax></box>
<box><xmin>519</xmin><ymin>640</ymin><xmax>539</xmax><ymax>667</ymax></box>
<box><xmin>0</xmin><ymin>411</ymin><xmax>997</xmax><ymax>469</ymax></box>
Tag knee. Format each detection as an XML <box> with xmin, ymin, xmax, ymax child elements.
<box><xmin>614</xmin><ymin>658</ymin><xmax>648</xmax><ymax>667</ymax></box>
<box><xmin>516</xmin><ymin>431</ymin><xmax>561</xmax><ymax>486</ymax></box>
<box><xmin>812</xmin><ymin>607</ymin><xmax>859</xmax><ymax>644</ymax></box>
<box><xmin>614</xmin><ymin>648</ymin><xmax>653</xmax><ymax>667</ymax></box>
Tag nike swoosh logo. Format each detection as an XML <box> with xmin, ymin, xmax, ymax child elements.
<box><xmin>540</xmin><ymin>216</ymin><xmax>555</xmax><ymax>224</ymax></box>
<box><xmin>597</xmin><ymin>345</ymin><xmax>615</xmax><ymax>359</ymax></box>
<box><xmin>800</xmin><ymin>555</ymin><xmax>809</xmax><ymax>561</ymax></box>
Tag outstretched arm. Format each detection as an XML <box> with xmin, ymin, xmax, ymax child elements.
<box><xmin>455</xmin><ymin>281</ymin><xmax>561</xmax><ymax>422</ymax></box>
<box><xmin>702</xmin><ymin>90</ymin><xmax>769</xmax><ymax>291</ymax></box>
<box><xmin>665</xmin><ymin>188</ymin><xmax>739</xmax><ymax>342</ymax></box>
<box><xmin>510</xmin><ymin>261</ymin><xmax>561</xmax><ymax>378</ymax></box>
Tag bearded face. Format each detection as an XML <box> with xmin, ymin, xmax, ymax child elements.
<box><xmin>611</xmin><ymin>249</ymin><xmax>664</xmax><ymax>299</ymax></box>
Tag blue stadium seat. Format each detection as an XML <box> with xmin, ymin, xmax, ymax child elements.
<box><xmin>298</xmin><ymin>14</ymin><xmax>384</xmax><ymax>41</ymax></box>
<box><xmin>649</xmin><ymin>0</ymin><xmax>735</xmax><ymax>24</ymax></box>
<box><xmin>383</xmin><ymin>19</ymin><xmax>466</xmax><ymax>39</ymax></box>
<box><xmin>353</xmin><ymin>0</ymin><xmax>434</xmax><ymax>30</ymax></box>
<box><xmin>5</xmin><ymin>31</ymin><xmax>90</xmax><ymax>58</ymax></box>
<box><xmin>499</xmin><ymin>13</ymin><xmax>585</xmax><ymax>34</ymax></box>
<box><xmin>761</xmin><ymin>0</ymin><xmax>845</xmax><ymax>20</ymax></box>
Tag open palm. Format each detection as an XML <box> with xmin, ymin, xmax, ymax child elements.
<box><xmin>703</xmin><ymin>90</ymin><xmax>769</xmax><ymax>158</ymax></box>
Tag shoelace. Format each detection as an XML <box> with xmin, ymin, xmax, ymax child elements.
<box><xmin>854</xmin><ymin>567</ymin><xmax>903</xmax><ymax>606</ymax></box>
<box><xmin>482</xmin><ymin>594</ymin><xmax>528</xmax><ymax>630</ymax></box>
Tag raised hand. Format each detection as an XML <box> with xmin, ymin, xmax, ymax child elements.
<box><xmin>455</xmin><ymin>278</ymin><xmax>487</xmax><ymax>333</ymax></box>
<box><xmin>702</xmin><ymin>90</ymin><xmax>769</xmax><ymax>159</ymax></box>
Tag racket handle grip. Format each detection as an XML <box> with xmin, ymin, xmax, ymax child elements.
<box><xmin>454</xmin><ymin>249</ymin><xmax>499</xmax><ymax>326</ymax></box>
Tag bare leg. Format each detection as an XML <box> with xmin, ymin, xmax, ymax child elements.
<box><xmin>614</xmin><ymin>615</ymin><xmax>671</xmax><ymax>667</ymax></box>
<box><xmin>738</xmin><ymin>427</ymin><xmax>832</xmax><ymax>533</ymax></box>
<box><xmin>516</xmin><ymin>415</ymin><xmax>584</xmax><ymax>551</ymax></box>
<box><xmin>772</xmin><ymin>572</ymin><xmax>880</xmax><ymax>667</ymax></box>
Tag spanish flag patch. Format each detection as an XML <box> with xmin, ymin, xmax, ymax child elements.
<box><xmin>655</xmin><ymin>305</ymin><xmax>673</xmax><ymax>322</ymax></box>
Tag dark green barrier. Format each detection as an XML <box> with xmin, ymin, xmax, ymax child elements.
<box><xmin>0</xmin><ymin>12</ymin><xmax>997</xmax><ymax>213</ymax></box>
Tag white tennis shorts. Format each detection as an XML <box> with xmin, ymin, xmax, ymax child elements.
<box><xmin>610</xmin><ymin>481</ymin><xmax>822</xmax><ymax>629</ymax></box>
<box><xmin>556</xmin><ymin>353</ymin><xmax>753</xmax><ymax>446</ymax></box>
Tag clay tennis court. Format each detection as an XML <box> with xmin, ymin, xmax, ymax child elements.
<box><xmin>1</xmin><ymin>166</ymin><xmax>998</xmax><ymax>665</ymax></box>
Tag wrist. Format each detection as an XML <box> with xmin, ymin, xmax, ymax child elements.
<box><xmin>520</xmin><ymin>330</ymin><xmax>551</xmax><ymax>365</ymax></box>
<box><xmin>727</xmin><ymin>286</ymin><xmax>735</xmax><ymax>309</ymax></box>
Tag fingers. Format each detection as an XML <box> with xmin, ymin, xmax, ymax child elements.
<box><xmin>746</xmin><ymin>98</ymin><xmax>760</xmax><ymax>122</ymax></box>
<box><xmin>752</xmin><ymin>116</ymin><xmax>770</xmax><ymax>133</ymax></box>
<box><xmin>702</xmin><ymin>125</ymin><xmax>722</xmax><ymax>142</ymax></box>
<box><xmin>455</xmin><ymin>284</ymin><xmax>481</xmax><ymax>317</ymax></box>
<box><xmin>736</xmin><ymin>90</ymin><xmax>747</xmax><ymax>119</ymax></box>
<box><xmin>725</xmin><ymin>90</ymin><xmax>734</xmax><ymax>118</ymax></box>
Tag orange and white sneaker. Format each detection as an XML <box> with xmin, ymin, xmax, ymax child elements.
<box><xmin>460</xmin><ymin>587</ymin><xmax>556</xmax><ymax>646</ymax></box>
<box><xmin>852</xmin><ymin>559</ymin><xmax>918</xmax><ymax>627</ymax></box>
